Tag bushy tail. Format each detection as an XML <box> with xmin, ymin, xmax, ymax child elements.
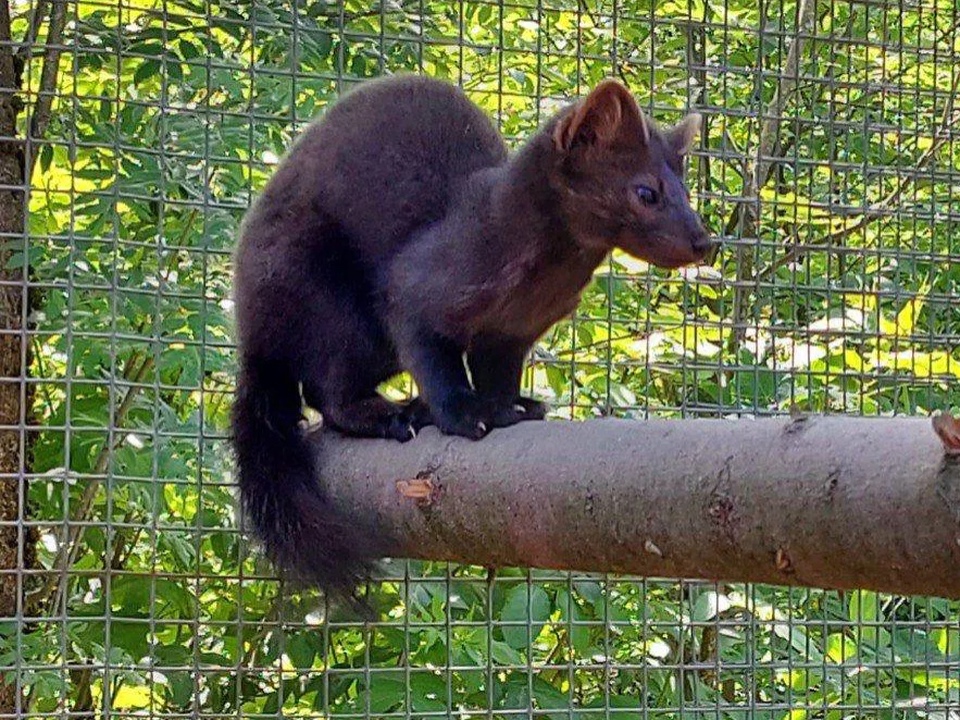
<box><xmin>231</xmin><ymin>358</ymin><xmax>374</xmax><ymax>604</ymax></box>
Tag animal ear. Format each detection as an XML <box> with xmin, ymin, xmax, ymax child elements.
<box><xmin>554</xmin><ymin>79</ymin><xmax>643</xmax><ymax>151</ymax></box>
<box><xmin>667</xmin><ymin>112</ymin><xmax>702</xmax><ymax>156</ymax></box>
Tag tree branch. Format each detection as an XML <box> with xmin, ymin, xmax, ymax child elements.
<box><xmin>16</xmin><ymin>0</ymin><xmax>49</xmax><ymax>63</ymax></box>
<box><xmin>757</xmin><ymin>64</ymin><xmax>960</xmax><ymax>281</ymax></box>
<box><xmin>28</xmin><ymin>206</ymin><xmax>199</xmax><ymax>617</ymax></box>
<box><xmin>729</xmin><ymin>0</ymin><xmax>818</xmax><ymax>340</ymax></box>
<box><xmin>0</xmin><ymin>0</ymin><xmax>17</xmax><ymax>101</ymax></box>
<box><xmin>312</xmin><ymin>415</ymin><xmax>960</xmax><ymax>599</ymax></box>
<box><xmin>26</xmin><ymin>0</ymin><xmax>66</xmax><ymax>178</ymax></box>
<box><xmin>27</xmin><ymin>353</ymin><xmax>154</xmax><ymax>615</ymax></box>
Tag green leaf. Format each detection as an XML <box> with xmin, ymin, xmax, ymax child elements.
<box><xmin>848</xmin><ymin>590</ymin><xmax>880</xmax><ymax>623</ymax></box>
<box><xmin>500</xmin><ymin>584</ymin><xmax>550</xmax><ymax>650</ymax></box>
<box><xmin>178</xmin><ymin>39</ymin><xmax>201</xmax><ymax>60</ymax></box>
<box><xmin>134</xmin><ymin>59</ymin><xmax>161</xmax><ymax>86</ymax></box>
<box><xmin>557</xmin><ymin>590</ymin><xmax>591</xmax><ymax>656</ymax></box>
<box><xmin>409</xmin><ymin>672</ymin><xmax>447</xmax><ymax>712</ymax></box>
<box><xmin>848</xmin><ymin>590</ymin><xmax>881</xmax><ymax>644</ymax></box>
<box><xmin>113</xmin><ymin>683</ymin><xmax>152</xmax><ymax>709</ymax></box>
<box><xmin>895</xmin><ymin>280</ymin><xmax>929</xmax><ymax>336</ymax></box>
<box><xmin>490</xmin><ymin>639</ymin><xmax>523</xmax><ymax>665</ymax></box>
<box><xmin>39</xmin><ymin>143</ymin><xmax>53</xmax><ymax>173</ymax></box>
<box><xmin>111</xmin><ymin>575</ymin><xmax>152</xmax><ymax>616</ymax></box>
<box><xmin>286</xmin><ymin>633</ymin><xmax>316</xmax><ymax>669</ymax></box>
<box><xmin>165</xmin><ymin>670</ymin><xmax>193</xmax><ymax>708</ymax></box>
<box><xmin>110</xmin><ymin>620</ymin><xmax>150</xmax><ymax>661</ymax></box>
<box><xmin>692</xmin><ymin>590</ymin><xmax>731</xmax><ymax>622</ymax></box>
<box><xmin>153</xmin><ymin>578</ymin><xmax>198</xmax><ymax>616</ymax></box>
<box><xmin>166</xmin><ymin>61</ymin><xmax>183</xmax><ymax>82</ymax></box>
<box><xmin>531</xmin><ymin>677</ymin><xmax>568</xmax><ymax>709</ymax></box>
<box><xmin>574</xmin><ymin>580</ymin><xmax>603</xmax><ymax>605</ymax></box>
<box><xmin>366</xmin><ymin>676</ymin><xmax>404</xmax><ymax>714</ymax></box>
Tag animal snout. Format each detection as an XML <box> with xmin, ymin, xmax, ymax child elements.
<box><xmin>690</xmin><ymin>230</ymin><xmax>714</xmax><ymax>255</ymax></box>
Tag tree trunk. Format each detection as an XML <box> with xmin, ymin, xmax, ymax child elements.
<box><xmin>0</xmin><ymin>0</ymin><xmax>34</xmax><ymax>712</ymax></box>
<box><xmin>313</xmin><ymin>415</ymin><xmax>960</xmax><ymax>599</ymax></box>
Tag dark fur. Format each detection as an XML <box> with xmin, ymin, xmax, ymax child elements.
<box><xmin>231</xmin><ymin>75</ymin><xmax>710</xmax><ymax>601</ymax></box>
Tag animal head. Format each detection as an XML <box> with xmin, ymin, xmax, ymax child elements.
<box><xmin>550</xmin><ymin>80</ymin><xmax>712</xmax><ymax>269</ymax></box>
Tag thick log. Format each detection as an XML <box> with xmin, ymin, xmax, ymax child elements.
<box><xmin>313</xmin><ymin>415</ymin><xmax>960</xmax><ymax>598</ymax></box>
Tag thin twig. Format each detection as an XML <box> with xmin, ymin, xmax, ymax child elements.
<box><xmin>26</xmin><ymin>0</ymin><xmax>67</xmax><ymax>178</ymax></box>
<box><xmin>15</xmin><ymin>0</ymin><xmax>50</xmax><ymax>64</ymax></box>
<box><xmin>29</xmin><ymin>337</ymin><xmax>55</xmax><ymax>409</ymax></box>
<box><xmin>108</xmin><ymin>510</ymin><xmax>144</xmax><ymax>570</ymax></box>
<box><xmin>757</xmin><ymin>66</ymin><xmax>960</xmax><ymax>280</ymax></box>
<box><xmin>240</xmin><ymin>591</ymin><xmax>284</xmax><ymax>669</ymax></box>
<box><xmin>27</xmin><ymin>353</ymin><xmax>155</xmax><ymax>615</ymax></box>
<box><xmin>729</xmin><ymin>0</ymin><xmax>818</xmax><ymax>340</ymax></box>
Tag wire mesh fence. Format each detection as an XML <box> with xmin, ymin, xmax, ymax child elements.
<box><xmin>4</xmin><ymin>0</ymin><xmax>959</xmax><ymax>716</ymax></box>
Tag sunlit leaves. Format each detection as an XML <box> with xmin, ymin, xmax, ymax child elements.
<box><xmin>16</xmin><ymin>0</ymin><xmax>960</xmax><ymax>715</ymax></box>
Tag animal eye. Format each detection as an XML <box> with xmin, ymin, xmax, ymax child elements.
<box><xmin>636</xmin><ymin>185</ymin><xmax>659</xmax><ymax>205</ymax></box>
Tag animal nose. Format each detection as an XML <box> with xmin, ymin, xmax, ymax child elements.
<box><xmin>691</xmin><ymin>232</ymin><xmax>713</xmax><ymax>254</ymax></box>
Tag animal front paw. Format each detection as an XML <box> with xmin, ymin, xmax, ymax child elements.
<box><xmin>433</xmin><ymin>390</ymin><xmax>491</xmax><ymax>440</ymax></box>
<box><xmin>400</xmin><ymin>397</ymin><xmax>434</xmax><ymax>433</ymax></box>
<box><xmin>383</xmin><ymin>398</ymin><xmax>435</xmax><ymax>443</ymax></box>
<box><xmin>488</xmin><ymin>395</ymin><xmax>548</xmax><ymax>427</ymax></box>
<box><xmin>386</xmin><ymin>413</ymin><xmax>419</xmax><ymax>443</ymax></box>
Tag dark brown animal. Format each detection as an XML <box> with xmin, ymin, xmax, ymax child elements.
<box><xmin>231</xmin><ymin>75</ymin><xmax>711</xmax><ymax>602</ymax></box>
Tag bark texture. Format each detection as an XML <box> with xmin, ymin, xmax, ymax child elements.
<box><xmin>314</xmin><ymin>415</ymin><xmax>960</xmax><ymax>599</ymax></box>
<box><xmin>0</xmin><ymin>16</ymin><xmax>27</xmax><ymax>715</ymax></box>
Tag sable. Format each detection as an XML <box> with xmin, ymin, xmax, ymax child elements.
<box><xmin>231</xmin><ymin>74</ymin><xmax>710</xmax><ymax>602</ymax></box>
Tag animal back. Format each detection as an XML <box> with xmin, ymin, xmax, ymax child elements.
<box><xmin>296</xmin><ymin>75</ymin><xmax>508</xmax><ymax>262</ymax></box>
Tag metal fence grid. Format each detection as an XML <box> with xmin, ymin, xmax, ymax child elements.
<box><xmin>5</xmin><ymin>0</ymin><xmax>960</xmax><ymax>716</ymax></box>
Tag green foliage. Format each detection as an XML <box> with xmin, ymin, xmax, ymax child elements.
<box><xmin>13</xmin><ymin>0</ymin><xmax>960</xmax><ymax>716</ymax></box>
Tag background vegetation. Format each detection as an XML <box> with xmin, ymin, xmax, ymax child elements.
<box><xmin>10</xmin><ymin>0</ymin><xmax>960</xmax><ymax>716</ymax></box>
